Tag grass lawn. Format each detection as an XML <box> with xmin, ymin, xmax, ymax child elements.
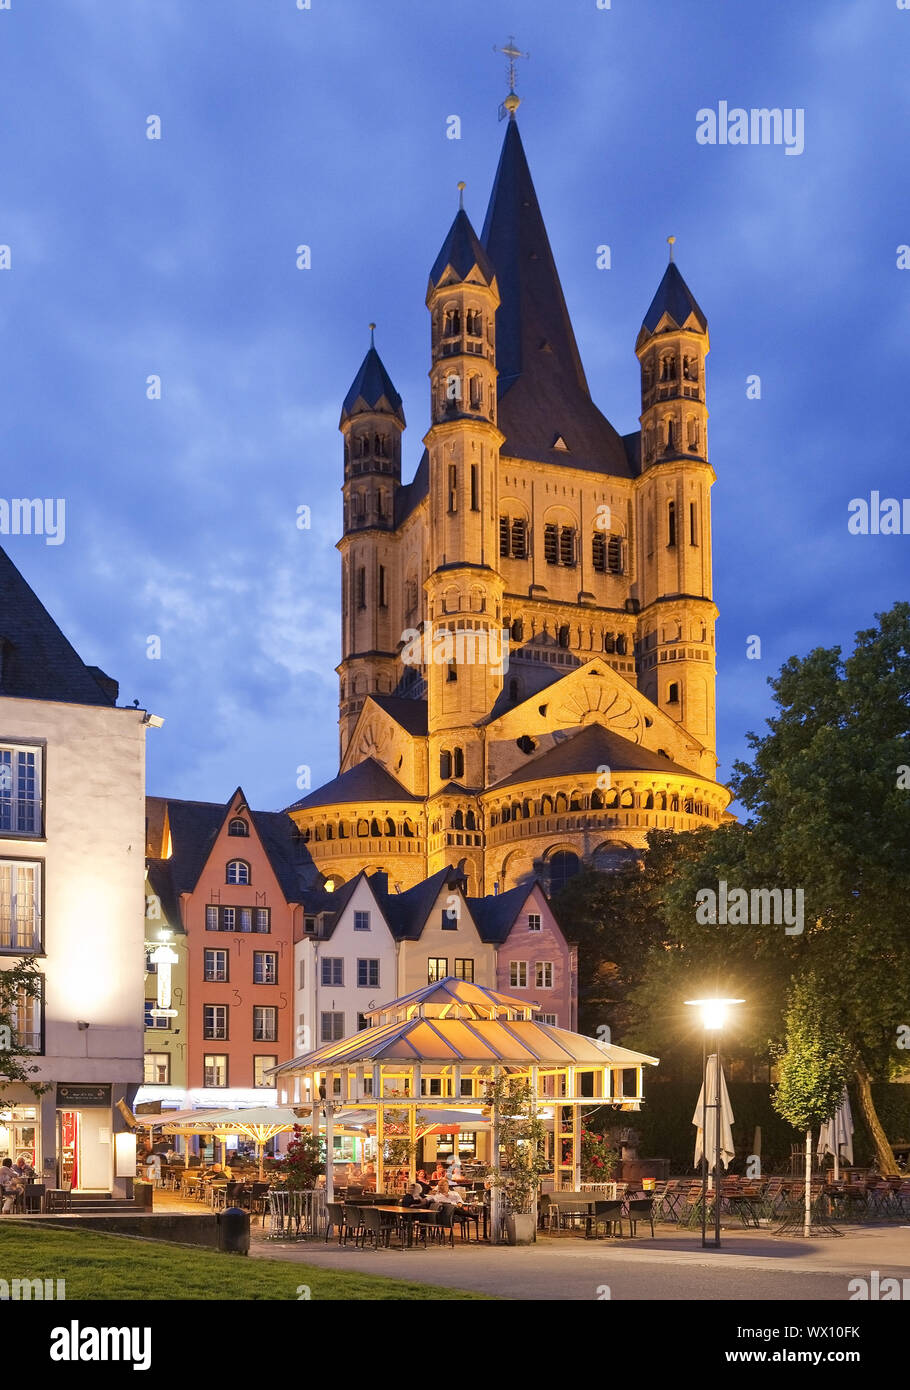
<box><xmin>0</xmin><ymin>1222</ymin><xmax>491</xmax><ymax>1301</ymax></box>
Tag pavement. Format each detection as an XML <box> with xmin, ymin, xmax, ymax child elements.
<box><xmin>247</xmin><ymin>1219</ymin><xmax>910</xmax><ymax>1302</ymax></box>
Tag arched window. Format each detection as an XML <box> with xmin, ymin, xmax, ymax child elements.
<box><xmin>453</xmin><ymin>748</ymin><xmax>465</xmax><ymax>780</ymax></box>
<box><xmin>338</xmin><ymin>822</ymin><xmax>347</xmax><ymax>839</ymax></box>
<box><xmin>466</xmin><ymin>810</ymin><xmax>476</xmax><ymax>831</ymax></box>
<box><xmin>370</xmin><ymin>818</ymin><xmax>381</xmax><ymax>838</ymax></box>
<box><xmin>642</xmin><ymin>792</ymin><xmax>654</xmax><ymax>810</ymax></box>
<box><xmin>557</xmin><ymin>625</ymin><xmax>570</xmax><ymax>649</ymax></box>
<box><xmin>670</xmin><ymin>795</ymin><xmax>680</xmax><ymax>813</ymax></box>
<box><xmin>620</xmin><ymin>789</ymin><xmax>635</xmax><ymax>809</ymax></box>
<box><xmin>522</xmin><ymin>799</ymin><xmax>532</xmax><ymax>819</ymax></box>
<box><xmin>466</xmin><ymin>309</ymin><xmax>482</xmax><ymax>336</ymax></box>
<box><xmin>668</xmin><ymin>682</ymin><xmax>680</xmax><ymax>704</ymax></box>
<box><xmin>357</xmin><ymin>818</ymin><xmax>369</xmax><ymax>837</ymax></box>
<box><xmin>555</xmin><ymin>793</ymin><xmax>569</xmax><ymax>813</ymax></box>
<box><xmin>605</xmin><ymin>789</ymin><xmax>619</xmax><ymax>809</ymax></box>
<box><xmin>314</xmin><ymin>825</ymin><xmax>323</xmax><ymax>842</ymax></box>
<box><xmin>325</xmin><ymin>824</ymin><xmax>334</xmax><ymax>840</ymax></box>
<box><xmin>684</xmin><ymin>798</ymin><xmax>694</xmax><ymax>815</ymax></box>
<box><xmin>384</xmin><ymin>818</ymin><xmax>396</xmax><ymax>837</ymax></box>
<box><xmin>656</xmin><ymin>792</ymin><xmax>667</xmax><ymax>811</ymax></box>
<box><xmin>591</xmin><ymin>789</ymin><xmax>605</xmax><ymax>810</ymax></box>
<box><xmin>547</xmin><ymin>851</ymin><xmax>581</xmax><ymax>895</ymax></box>
<box><xmin>440</xmin><ymin>750</ymin><xmax>452</xmax><ymax>781</ymax></box>
<box><xmin>569</xmin><ymin>791</ymin><xmax>583</xmax><ymax>811</ymax></box>
<box><xmin>541</xmin><ymin>796</ymin><xmax>553</xmax><ymax>816</ymax></box>
<box><xmin>447</xmin><ymin>660</ymin><xmax>457</xmax><ymax>683</ymax></box>
<box><xmin>511</xmin><ymin>617</ymin><xmax>524</xmax><ymax>641</ymax></box>
<box><xmin>228</xmin><ymin>817</ymin><xmax>248</xmax><ymax>837</ymax></box>
<box><xmin>501</xmin><ymin>805</ymin><xmax>512</xmax><ymax>824</ymax></box>
<box><xmin>226</xmin><ymin>860</ymin><xmax>250</xmax><ymax>884</ymax></box>
<box><xmin>443</xmin><ymin>308</ymin><xmax>461</xmax><ymax>337</ymax></box>
<box><xmin>666</xmin><ymin>419</ymin><xmax>675</xmax><ymax>451</ymax></box>
<box><xmin>511</xmin><ymin>802</ymin><xmax>521</xmax><ymax>821</ymax></box>
<box><xmin>469</xmin><ymin>375</ymin><xmax>482</xmax><ymax>410</ymax></box>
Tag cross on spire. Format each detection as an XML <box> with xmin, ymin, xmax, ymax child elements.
<box><xmin>494</xmin><ymin>36</ymin><xmax>529</xmax><ymax>119</ymax></box>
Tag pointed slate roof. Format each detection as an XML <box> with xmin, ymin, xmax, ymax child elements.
<box><xmin>394</xmin><ymin>448</ymin><xmax>429</xmax><ymax>526</ymax></box>
<box><xmin>489</xmin><ymin>723</ymin><xmax>693</xmax><ymax>792</ymax></box>
<box><xmin>148</xmin><ymin>792</ymin><xmax>309</xmax><ymax>901</ymax></box>
<box><xmin>466</xmin><ymin>881</ymin><xmax>537</xmax><ymax>945</ymax></box>
<box><xmin>367</xmin><ymin>693</ymin><xmax>428</xmax><ymax>737</ymax></box>
<box><xmin>340</xmin><ymin>344</ymin><xmax>405</xmax><ymax>426</ymax></box>
<box><xmin>0</xmin><ymin>544</ymin><xmax>119</xmax><ymax>706</ymax></box>
<box><xmin>480</xmin><ymin>120</ymin><xmax>632</xmax><ymax>478</ymax></box>
<box><xmin>371</xmin><ymin>863</ymin><xmax>467</xmax><ymax>941</ymax></box>
<box><xmin>641</xmin><ymin>261</ymin><xmax>707</xmax><ymax>335</ymax></box>
<box><xmin>286</xmin><ymin>757</ymin><xmax>420</xmax><ymax>813</ymax></box>
<box><xmin>428</xmin><ymin>207</ymin><xmax>496</xmax><ymax>291</ymax></box>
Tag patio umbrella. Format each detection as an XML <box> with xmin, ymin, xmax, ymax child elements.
<box><xmin>817</xmin><ymin>1088</ymin><xmax>854</xmax><ymax>1181</ymax></box>
<box><xmin>692</xmin><ymin>1053</ymin><xmax>735</xmax><ymax>1176</ymax></box>
<box><xmin>162</xmin><ymin>1106</ymin><xmax>304</xmax><ymax>1179</ymax></box>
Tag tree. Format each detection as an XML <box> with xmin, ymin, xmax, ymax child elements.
<box><xmin>772</xmin><ymin>974</ymin><xmax>854</xmax><ymax>1235</ymax></box>
<box><xmin>0</xmin><ymin>959</ymin><xmax>47</xmax><ymax>1097</ymax></box>
<box><xmin>730</xmin><ymin>602</ymin><xmax>910</xmax><ymax>1173</ymax></box>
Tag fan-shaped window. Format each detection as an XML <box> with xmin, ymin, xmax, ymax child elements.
<box><xmin>228</xmin><ymin>818</ymin><xmax>248</xmax><ymax>837</ymax></box>
<box><xmin>226</xmin><ymin>860</ymin><xmax>250</xmax><ymax>884</ymax></box>
<box><xmin>547</xmin><ymin>850</ymin><xmax>581</xmax><ymax>895</ymax></box>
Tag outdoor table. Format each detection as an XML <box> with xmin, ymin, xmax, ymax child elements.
<box><xmin>723</xmin><ymin>1193</ymin><xmax>761</xmax><ymax>1228</ymax></box>
<box><xmin>379</xmin><ymin>1205</ymin><xmax>438</xmax><ymax>1248</ymax></box>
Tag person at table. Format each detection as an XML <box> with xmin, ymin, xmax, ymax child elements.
<box><xmin>431</xmin><ymin>1162</ymin><xmax>447</xmax><ymax>1185</ymax></box>
<box><xmin>427</xmin><ymin>1178</ymin><xmax>463</xmax><ymax>1207</ymax></box>
<box><xmin>0</xmin><ymin>1159</ymin><xmax>22</xmax><ymax>1214</ymax></box>
<box><xmin>362</xmin><ymin>1161</ymin><xmax>377</xmax><ymax>1189</ymax></box>
<box><xmin>401</xmin><ymin>1180</ymin><xmax>428</xmax><ymax>1207</ymax></box>
<box><xmin>449</xmin><ymin>1164</ymin><xmax>465</xmax><ymax>1185</ymax></box>
<box><xmin>15</xmin><ymin>1157</ymin><xmax>35</xmax><ymax>1181</ymax></box>
<box><xmin>415</xmin><ymin>1169</ymin><xmax>432</xmax><ymax>1194</ymax></box>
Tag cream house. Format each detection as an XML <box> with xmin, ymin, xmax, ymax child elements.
<box><xmin>0</xmin><ymin>543</ymin><xmax>149</xmax><ymax>1195</ymax></box>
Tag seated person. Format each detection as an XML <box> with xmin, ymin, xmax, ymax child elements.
<box><xmin>415</xmin><ymin>1169</ymin><xmax>432</xmax><ymax>1194</ymax></box>
<box><xmin>401</xmin><ymin>1180</ymin><xmax>428</xmax><ymax>1207</ymax></box>
<box><xmin>431</xmin><ymin>1162</ymin><xmax>448</xmax><ymax>1185</ymax></box>
<box><xmin>0</xmin><ymin>1159</ymin><xmax>22</xmax><ymax>1214</ymax></box>
<box><xmin>427</xmin><ymin>1178</ymin><xmax>463</xmax><ymax>1207</ymax></box>
<box><xmin>15</xmin><ymin>1157</ymin><xmax>35</xmax><ymax>1181</ymax></box>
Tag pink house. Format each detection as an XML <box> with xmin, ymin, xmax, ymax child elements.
<box><xmin>468</xmin><ymin>881</ymin><xmax>577</xmax><ymax>1030</ymax></box>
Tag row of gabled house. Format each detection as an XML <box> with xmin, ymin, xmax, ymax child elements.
<box><xmin>141</xmin><ymin>787</ymin><xmax>577</xmax><ymax>1114</ymax></box>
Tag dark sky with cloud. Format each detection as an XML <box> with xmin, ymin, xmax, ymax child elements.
<box><xmin>1</xmin><ymin>0</ymin><xmax>907</xmax><ymax>811</ymax></box>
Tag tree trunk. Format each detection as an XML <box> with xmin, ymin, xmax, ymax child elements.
<box><xmin>854</xmin><ymin>1063</ymin><xmax>898</xmax><ymax>1176</ymax></box>
<box><xmin>803</xmin><ymin>1128</ymin><xmax>812</xmax><ymax>1239</ymax></box>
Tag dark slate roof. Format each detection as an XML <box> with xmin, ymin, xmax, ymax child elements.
<box><xmin>641</xmin><ymin>261</ymin><xmax>707</xmax><ymax>335</ymax></box>
<box><xmin>286</xmin><ymin>758</ymin><xmax>421</xmax><ymax>812</ymax></box>
<box><xmin>150</xmin><ymin>791</ymin><xmax>309</xmax><ymax>901</ymax></box>
<box><xmin>340</xmin><ymin>344</ymin><xmax>405</xmax><ymax>426</ymax></box>
<box><xmin>490</xmin><ymin>723</ymin><xmax>693</xmax><ymax>791</ymax></box>
<box><xmin>302</xmin><ymin>872</ymin><xmax>364</xmax><ymax>933</ymax></box>
<box><xmin>480</xmin><ymin>120</ymin><xmax>633</xmax><ymax>479</ymax></box>
<box><xmin>465</xmin><ymin>881</ymin><xmax>534</xmax><ymax>944</ymax></box>
<box><xmin>371</xmin><ymin>864</ymin><xmax>466</xmax><ymax>941</ymax></box>
<box><xmin>146</xmin><ymin>858</ymin><xmax>184</xmax><ymax>933</ymax></box>
<box><xmin>428</xmin><ymin>207</ymin><xmax>496</xmax><ymax>291</ymax></box>
<box><xmin>394</xmin><ymin>449</ymin><xmax>429</xmax><ymax>526</ymax></box>
<box><xmin>0</xmin><ymin>544</ymin><xmax>119</xmax><ymax>706</ymax></box>
<box><xmin>368</xmin><ymin>694</ymin><xmax>428</xmax><ymax>737</ymax></box>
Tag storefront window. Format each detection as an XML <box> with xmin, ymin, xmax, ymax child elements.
<box><xmin>0</xmin><ymin>1105</ymin><xmax>38</xmax><ymax>1168</ymax></box>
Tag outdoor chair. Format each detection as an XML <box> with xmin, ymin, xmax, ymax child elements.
<box><xmin>325</xmin><ymin>1201</ymin><xmax>352</xmax><ymax>1245</ymax></box>
<box><xmin>429</xmin><ymin>1203</ymin><xmax>456</xmax><ymax>1247</ymax></box>
<box><xmin>358</xmin><ymin>1203</ymin><xmax>398</xmax><ymax>1249</ymax></box>
<box><xmin>627</xmin><ymin>1197</ymin><xmax>655</xmax><ymax>1238</ymax></box>
<box><xmin>45</xmin><ymin>1189</ymin><xmax>72</xmax><ymax>1213</ymax></box>
<box><xmin>454</xmin><ymin>1204</ymin><xmax>480</xmax><ymax>1242</ymax></box>
<box><xmin>23</xmin><ymin>1184</ymin><xmax>45</xmax><ymax>1214</ymax></box>
<box><xmin>585</xmin><ymin>1199</ymin><xmax>626</xmax><ymax>1240</ymax></box>
<box><xmin>653</xmin><ymin>1179</ymin><xmax>680</xmax><ymax>1223</ymax></box>
<box><xmin>247</xmin><ymin>1182</ymin><xmax>270</xmax><ymax>1221</ymax></box>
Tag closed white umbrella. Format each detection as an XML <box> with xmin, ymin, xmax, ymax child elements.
<box><xmin>692</xmin><ymin>1053</ymin><xmax>735</xmax><ymax>1176</ymax></box>
<box><xmin>817</xmin><ymin>1088</ymin><xmax>854</xmax><ymax>1180</ymax></box>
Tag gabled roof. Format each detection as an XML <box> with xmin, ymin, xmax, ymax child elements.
<box><xmin>147</xmin><ymin>790</ymin><xmax>308</xmax><ymax>901</ymax></box>
<box><xmin>428</xmin><ymin>207</ymin><xmax>497</xmax><ymax>291</ymax></box>
<box><xmin>302</xmin><ymin>872</ymin><xmax>365</xmax><ymax>934</ymax></box>
<box><xmin>286</xmin><ymin>758</ymin><xmax>421</xmax><ymax>813</ymax></box>
<box><xmin>340</xmin><ymin>344</ymin><xmax>405</xmax><ymax>426</ymax></box>
<box><xmin>641</xmin><ymin>261</ymin><xmax>707</xmax><ymax>336</ymax></box>
<box><xmin>489</xmin><ymin>723</ymin><xmax>693</xmax><ymax>792</ymax></box>
<box><xmin>0</xmin><ymin>544</ymin><xmax>120</xmax><ymax>707</ymax></box>
<box><xmin>370</xmin><ymin>864</ymin><xmax>467</xmax><ymax>941</ymax></box>
<box><xmin>466</xmin><ymin>881</ymin><xmax>538</xmax><ymax>945</ymax></box>
<box><xmin>146</xmin><ymin>858</ymin><xmax>184</xmax><ymax>934</ymax></box>
<box><xmin>480</xmin><ymin>120</ymin><xmax>633</xmax><ymax>478</ymax></box>
<box><xmin>367</xmin><ymin>693</ymin><xmax>428</xmax><ymax>737</ymax></box>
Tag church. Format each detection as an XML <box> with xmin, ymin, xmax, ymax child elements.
<box><xmin>288</xmin><ymin>94</ymin><xmax>731</xmax><ymax>898</ymax></box>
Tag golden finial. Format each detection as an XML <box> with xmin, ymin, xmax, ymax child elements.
<box><xmin>368</xmin><ymin>322</ymin><xmax>376</xmax><ymax>345</ymax></box>
<box><xmin>667</xmin><ymin>235</ymin><xmax>676</xmax><ymax>263</ymax></box>
<box><xmin>457</xmin><ymin>181</ymin><xmax>466</xmax><ymax>209</ymax></box>
<box><xmin>494</xmin><ymin>36</ymin><xmax>529</xmax><ymax>119</ymax></box>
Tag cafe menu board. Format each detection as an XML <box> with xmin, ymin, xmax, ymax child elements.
<box><xmin>55</xmin><ymin>1083</ymin><xmax>112</xmax><ymax>1108</ymax></box>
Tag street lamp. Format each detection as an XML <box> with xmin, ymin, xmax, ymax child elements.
<box><xmin>685</xmin><ymin>997</ymin><xmax>744</xmax><ymax>1248</ymax></box>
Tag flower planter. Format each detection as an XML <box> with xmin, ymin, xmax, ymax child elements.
<box><xmin>505</xmin><ymin>1212</ymin><xmax>536</xmax><ymax>1246</ymax></box>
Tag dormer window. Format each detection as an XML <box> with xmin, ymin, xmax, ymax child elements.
<box><xmin>228</xmin><ymin>818</ymin><xmax>248</xmax><ymax>837</ymax></box>
<box><xmin>226</xmin><ymin>860</ymin><xmax>250</xmax><ymax>885</ymax></box>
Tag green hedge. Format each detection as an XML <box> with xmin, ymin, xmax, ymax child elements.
<box><xmin>594</xmin><ymin>1080</ymin><xmax>910</xmax><ymax>1174</ymax></box>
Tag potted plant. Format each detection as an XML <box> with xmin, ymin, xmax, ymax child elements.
<box><xmin>580</xmin><ymin>1127</ymin><xmax>619</xmax><ymax>1183</ymax></box>
<box><xmin>482</xmin><ymin>1073</ymin><xmax>549</xmax><ymax>1245</ymax></box>
<box><xmin>273</xmin><ymin>1126</ymin><xmax>325</xmax><ymax>1190</ymax></box>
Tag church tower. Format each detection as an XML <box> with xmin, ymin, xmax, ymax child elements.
<box><xmin>337</xmin><ymin>332</ymin><xmax>405</xmax><ymax>761</ymax></box>
<box><xmin>422</xmin><ymin>192</ymin><xmax>505</xmax><ymax>887</ymax></box>
<box><xmin>634</xmin><ymin>242</ymin><xmax>718</xmax><ymax>767</ymax></box>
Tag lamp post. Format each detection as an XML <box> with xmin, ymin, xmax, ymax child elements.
<box><xmin>685</xmin><ymin>998</ymin><xmax>743</xmax><ymax>1248</ymax></box>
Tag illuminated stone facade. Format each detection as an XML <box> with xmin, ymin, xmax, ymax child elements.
<box><xmin>289</xmin><ymin>114</ymin><xmax>731</xmax><ymax>896</ymax></box>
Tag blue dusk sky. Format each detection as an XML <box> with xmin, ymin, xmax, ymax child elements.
<box><xmin>0</xmin><ymin>0</ymin><xmax>907</xmax><ymax>812</ymax></box>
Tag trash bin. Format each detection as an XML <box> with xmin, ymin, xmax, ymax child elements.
<box><xmin>218</xmin><ymin>1206</ymin><xmax>250</xmax><ymax>1255</ymax></box>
